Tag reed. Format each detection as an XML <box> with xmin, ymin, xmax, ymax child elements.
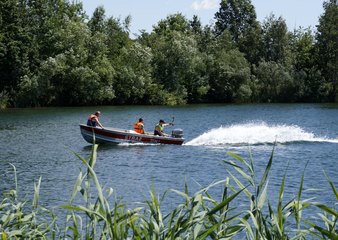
<box><xmin>0</xmin><ymin>164</ymin><xmax>57</xmax><ymax>239</ymax></box>
<box><xmin>0</xmin><ymin>145</ymin><xmax>337</xmax><ymax>239</ymax></box>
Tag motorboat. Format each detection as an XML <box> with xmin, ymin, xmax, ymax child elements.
<box><xmin>80</xmin><ymin>124</ymin><xmax>184</xmax><ymax>145</ymax></box>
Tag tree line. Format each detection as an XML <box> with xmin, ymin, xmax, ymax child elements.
<box><xmin>0</xmin><ymin>0</ymin><xmax>337</xmax><ymax>108</ymax></box>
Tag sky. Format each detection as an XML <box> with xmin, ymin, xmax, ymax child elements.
<box><xmin>81</xmin><ymin>0</ymin><xmax>324</xmax><ymax>37</ymax></box>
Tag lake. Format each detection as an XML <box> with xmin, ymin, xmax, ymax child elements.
<box><xmin>1</xmin><ymin>104</ymin><xmax>337</xmax><ymax>213</ymax></box>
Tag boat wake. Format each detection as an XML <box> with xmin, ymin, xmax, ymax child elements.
<box><xmin>185</xmin><ymin>123</ymin><xmax>338</xmax><ymax>146</ymax></box>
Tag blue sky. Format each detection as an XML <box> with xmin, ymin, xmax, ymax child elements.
<box><xmin>81</xmin><ymin>0</ymin><xmax>324</xmax><ymax>37</ymax></box>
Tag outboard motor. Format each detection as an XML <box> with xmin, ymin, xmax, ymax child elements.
<box><xmin>172</xmin><ymin>128</ymin><xmax>184</xmax><ymax>138</ymax></box>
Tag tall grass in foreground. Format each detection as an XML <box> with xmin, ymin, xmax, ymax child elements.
<box><xmin>0</xmin><ymin>144</ymin><xmax>337</xmax><ymax>239</ymax></box>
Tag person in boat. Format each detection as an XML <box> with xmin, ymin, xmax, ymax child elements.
<box><xmin>154</xmin><ymin>119</ymin><xmax>173</xmax><ymax>136</ymax></box>
<box><xmin>134</xmin><ymin>118</ymin><xmax>145</xmax><ymax>134</ymax></box>
<box><xmin>87</xmin><ymin>111</ymin><xmax>104</xmax><ymax>128</ymax></box>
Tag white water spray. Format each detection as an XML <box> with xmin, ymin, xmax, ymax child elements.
<box><xmin>185</xmin><ymin>122</ymin><xmax>338</xmax><ymax>146</ymax></box>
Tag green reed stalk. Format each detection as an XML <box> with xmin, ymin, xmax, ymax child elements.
<box><xmin>2</xmin><ymin>142</ymin><xmax>337</xmax><ymax>239</ymax></box>
<box><xmin>308</xmin><ymin>172</ymin><xmax>338</xmax><ymax>239</ymax></box>
<box><xmin>222</xmin><ymin>146</ymin><xmax>315</xmax><ymax>239</ymax></box>
<box><xmin>0</xmin><ymin>165</ymin><xmax>56</xmax><ymax>239</ymax></box>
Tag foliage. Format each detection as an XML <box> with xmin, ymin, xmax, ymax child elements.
<box><xmin>253</xmin><ymin>60</ymin><xmax>297</xmax><ymax>102</ymax></box>
<box><xmin>0</xmin><ymin>91</ymin><xmax>9</xmax><ymax>109</ymax></box>
<box><xmin>214</xmin><ymin>0</ymin><xmax>258</xmax><ymax>42</ymax></box>
<box><xmin>0</xmin><ymin>0</ymin><xmax>32</xmax><ymax>99</ymax></box>
<box><xmin>0</xmin><ymin>165</ymin><xmax>57</xmax><ymax>239</ymax></box>
<box><xmin>261</xmin><ymin>14</ymin><xmax>292</xmax><ymax>66</ymax></box>
<box><xmin>153</xmin><ymin>13</ymin><xmax>191</xmax><ymax>35</ymax></box>
<box><xmin>207</xmin><ymin>36</ymin><xmax>251</xmax><ymax>102</ymax></box>
<box><xmin>151</xmin><ymin>28</ymin><xmax>202</xmax><ymax>104</ymax></box>
<box><xmin>315</xmin><ymin>0</ymin><xmax>338</xmax><ymax>102</ymax></box>
<box><xmin>0</xmin><ymin>0</ymin><xmax>337</xmax><ymax>107</ymax></box>
<box><xmin>214</xmin><ymin>0</ymin><xmax>262</xmax><ymax>65</ymax></box>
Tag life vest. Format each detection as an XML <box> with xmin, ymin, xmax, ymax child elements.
<box><xmin>134</xmin><ymin>122</ymin><xmax>144</xmax><ymax>134</ymax></box>
<box><xmin>87</xmin><ymin>114</ymin><xmax>98</xmax><ymax>127</ymax></box>
<box><xmin>154</xmin><ymin>123</ymin><xmax>164</xmax><ymax>135</ymax></box>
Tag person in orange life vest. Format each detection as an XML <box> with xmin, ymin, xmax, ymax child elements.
<box><xmin>87</xmin><ymin>111</ymin><xmax>104</xmax><ymax>128</ymax></box>
<box><xmin>154</xmin><ymin>119</ymin><xmax>173</xmax><ymax>136</ymax></box>
<box><xmin>134</xmin><ymin>118</ymin><xmax>145</xmax><ymax>134</ymax></box>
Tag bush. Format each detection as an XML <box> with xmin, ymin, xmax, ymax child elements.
<box><xmin>0</xmin><ymin>91</ymin><xmax>9</xmax><ymax>109</ymax></box>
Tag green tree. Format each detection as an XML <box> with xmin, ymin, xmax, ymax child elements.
<box><xmin>261</xmin><ymin>14</ymin><xmax>291</xmax><ymax>66</ymax></box>
<box><xmin>315</xmin><ymin>0</ymin><xmax>338</xmax><ymax>102</ymax></box>
<box><xmin>151</xmin><ymin>32</ymin><xmax>188</xmax><ymax>104</ymax></box>
<box><xmin>0</xmin><ymin>0</ymin><xmax>31</xmax><ymax>104</ymax></box>
<box><xmin>207</xmin><ymin>32</ymin><xmax>251</xmax><ymax>102</ymax></box>
<box><xmin>105</xmin><ymin>16</ymin><xmax>132</xmax><ymax>62</ymax></box>
<box><xmin>153</xmin><ymin>13</ymin><xmax>190</xmax><ymax>35</ymax></box>
<box><xmin>214</xmin><ymin>0</ymin><xmax>258</xmax><ymax>42</ymax></box>
<box><xmin>214</xmin><ymin>0</ymin><xmax>262</xmax><ymax>65</ymax></box>
<box><xmin>237</xmin><ymin>23</ymin><xmax>262</xmax><ymax>65</ymax></box>
<box><xmin>288</xmin><ymin>27</ymin><xmax>324</xmax><ymax>102</ymax></box>
<box><xmin>113</xmin><ymin>42</ymin><xmax>153</xmax><ymax>104</ymax></box>
<box><xmin>88</xmin><ymin>6</ymin><xmax>106</xmax><ymax>33</ymax></box>
<box><xmin>0</xmin><ymin>0</ymin><xmax>88</xmax><ymax>106</ymax></box>
<box><xmin>189</xmin><ymin>16</ymin><xmax>217</xmax><ymax>59</ymax></box>
<box><xmin>190</xmin><ymin>15</ymin><xmax>202</xmax><ymax>35</ymax></box>
<box><xmin>24</xmin><ymin>0</ymin><xmax>85</xmax><ymax>60</ymax></box>
<box><xmin>35</xmin><ymin>18</ymin><xmax>114</xmax><ymax>106</ymax></box>
<box><xmin>150</xmin><ymin>14</ymin><xmax>209</xmax><ymax>104</ymax></box>
<box><xmin>290</xmin><ymin>28</ymin><xmax>315</xmax><ymax>72</ymax></box>
<box><xmin>254</xmin><ymin>61</ymin><xmax>296</xmax><ymax>102</ymax></box>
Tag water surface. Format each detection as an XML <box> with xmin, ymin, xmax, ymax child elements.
<box><xmin>1</xmin><ymin>104</ymin><xmax>337</xmax><ymax>212</ymax></box>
